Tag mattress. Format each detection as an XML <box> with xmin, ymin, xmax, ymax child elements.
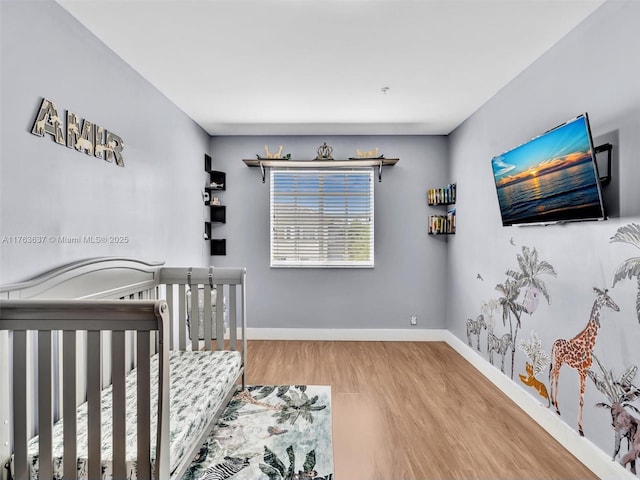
<box><xmin>16</xmin><ymin>350</ymin><xmax>242</xmax><ymax>479</ymax></box>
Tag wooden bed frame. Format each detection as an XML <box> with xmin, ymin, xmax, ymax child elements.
<box><xmin>0</xmin><ymin>257</ymin><xmax>247</xmax><ymax>480</ymax></box>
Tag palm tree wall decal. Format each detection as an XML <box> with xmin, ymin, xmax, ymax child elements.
<box><xmin>610</xmin><ymin>223</ymin><xmax>640</xmax><ymax>323</ymax></box>
<box><xmin>496</xmin><ymin>246</ymin><xmax>557</xmax><ymax>378</ymax></box>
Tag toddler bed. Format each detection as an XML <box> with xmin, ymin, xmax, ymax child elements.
<box><xmin>0</xmin><ymin>258</ymin><xmax>247</xmax><ymax>480</ymax></box>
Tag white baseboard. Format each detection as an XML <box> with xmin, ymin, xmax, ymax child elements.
<box><xmin>245</xmin><ymin>327</ymin><xmax>450</xmax><ymax>342</ymax></box>
<box><xmin>245</xmin><ymin>327</ymin><xmax>635</xmax><ymax>479</ymax></box>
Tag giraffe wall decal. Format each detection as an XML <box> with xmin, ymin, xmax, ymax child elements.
<box><xmin>549</xmin><ymin>287</ymin><xmax>620</xmax><ymax>436</ymax></box>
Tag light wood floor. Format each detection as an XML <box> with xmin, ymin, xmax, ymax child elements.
<box><xmin>244</xmin><ymin>340</ymin><xmax>598</xmax><ymax>480</ymax></box>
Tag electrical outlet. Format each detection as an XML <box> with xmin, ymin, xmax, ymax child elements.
<box><xmin>410</xmin><ymin>315</ymin><xmax>417</xmax><ymax>325</ymax></box>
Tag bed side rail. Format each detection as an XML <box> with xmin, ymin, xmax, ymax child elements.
<box><xmin>0</xmin><ymin>299</ymin><xmax>170</xmax><ymax>480</ymax></box>
<box><xmin>158</xmin><ymin>267</ymin><xmax>247</xmax><ymax>372</ymax></box>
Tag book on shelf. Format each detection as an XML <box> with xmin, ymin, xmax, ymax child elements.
<box><xmin>427</xmin><ymin>183</ymin><xmax>456</xmax><ymax>205</ymax></box>
<box><xmin>428</xmin><ymin>209</ymin><xmax>456</xmax><ymax>235</ymax></box>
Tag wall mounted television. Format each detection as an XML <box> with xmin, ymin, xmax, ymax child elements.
<box><xmin>491</xmin><ymin>113</ymin><xmax>606</xmax><ymax>226</ymax></box>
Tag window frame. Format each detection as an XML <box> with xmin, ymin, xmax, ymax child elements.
<box><xmin>270</xmin><ymin>168</ymin><xmax>375</xmax><ymax>268</ymax></box>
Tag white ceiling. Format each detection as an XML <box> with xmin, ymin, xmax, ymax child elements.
<box><xmin>56</xmin><ymin>0</ymin><xmax>605</xmax><ymax>136</ymax></box>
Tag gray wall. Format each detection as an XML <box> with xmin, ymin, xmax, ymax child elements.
<box><xmin>0</xmin><ymin>0</ymin><xmax>210</xmax><ymax>284</ymax></box>
<box><xmin>447</xmin><ymin>0</ymin><xmax>640</xmax><ymax>458</ymax></box>
<box><xmin>210</xmin><ymin>136</ymin><xmax>449</xmax><ymax>329</ymax></box>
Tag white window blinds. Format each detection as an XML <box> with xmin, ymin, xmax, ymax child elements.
<box><xmin>270</xmin><ymin>169</ymin><xmax>374</xmax><ymax>267</ymax></box>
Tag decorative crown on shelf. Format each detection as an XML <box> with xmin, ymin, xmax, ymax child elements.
<box><xmin>315</xmin><ymin>142</ymin><xmax>333</xmax><ymax>160</ymax></box>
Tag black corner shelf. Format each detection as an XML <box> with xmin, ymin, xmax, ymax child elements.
<box><xmin>428</xmin><ymin>231</ymin><xmax>455</xmax><ymax>236</ymax></box>
<box><xmin>205</xmin><ymin>154</ymin><xmax>226</xmax><ymax>189</ymax></box>
<box><xmin>206</xmin><ymin>171</ymin><xmax>226</xmax><ymax>191</ymax></box>
<box><xmin>210</xmin><ymin>239</ymin><xmax>226</xmax><ymax>256</ymax></box>
<box><xmin>206</xmin><ymin>205</ymin><xmax>226</xmax><ymax>223</ymax></box>
<box><xmin>204</xmin><ymin>154</ymin><xmax>227</xmax><ymax>256</ymax></box>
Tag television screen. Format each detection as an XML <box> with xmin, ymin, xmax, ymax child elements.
<box><xmin>491</xmin><ymin>113</ymin><xmax>606</xmax><ymax>226</ymax></box>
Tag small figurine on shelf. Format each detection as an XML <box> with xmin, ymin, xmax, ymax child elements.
<box><xmin>210</xmin><ymin>197</ymin><xmax>220</xmax><ymax>206</ymax></box>
<box><xmin>355</xmin><ymin>147</ymin><xmax>382</xmax><ymax>159</ymax></box>
<box><xmin>315</xmin><ymin>142</ymin><xmax>333</xmax><ymax>160</ymax></box>
<box><xmin>265</xmin><ymin>145</ymin><xmax>283</xmax><ymax>158</ymax></box>
<box><xmin>257</xmin><ymin>145</ymin><xmax>291</xmax><ymax>160</ymax></box>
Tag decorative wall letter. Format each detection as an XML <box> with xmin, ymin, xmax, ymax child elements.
<box><xmin>31</xmin><ymin>98</ymin><xmax>64</xmax><ymax>145</ymax></box>
<box><xmin>106</xmin><ymin>132</ymin><xmax>125</xmax><ymax>167</ymax></box>
<box><xmin>76</xmin><ymin>120</ymin><xmax>94</xmax><ymax>155</ymax></box>
<box><xmin>66</xmin><ymin>111</ymin><xmax>80</xmax><ymax>148</ymax></box>
<box><xmin>94</xmin><ymin>124</ymin><xmax>107</xmax><ymax>160</ymax></box>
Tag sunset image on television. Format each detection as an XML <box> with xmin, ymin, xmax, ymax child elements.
<box><xmin>491</xmin><ymin>115</ymin><xmax>605</xmax><ymax>225</ymax></box>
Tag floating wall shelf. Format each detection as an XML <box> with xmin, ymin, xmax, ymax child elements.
<box><xmin>242</xmin><ymin>158</ymin><xmax>399</xmax><ymax>182</ymax></box>
<box><xmin>207</xmin><ymin>205</ymin><xmax>226</xmax><ymax>223</ymax></box>
<box><xmin>210</xmin><ymin>239</ymin><xmax>226</xmax><ymax>256</ymax></box>
<box><xmin>204</xmin><ymin>154</ymin><xmax>226</xmax><ymax>255</ymax></box>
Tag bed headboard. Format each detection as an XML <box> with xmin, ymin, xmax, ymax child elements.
<box><xmin>0</xmin><ymin>257</ymin><xmax>165</xmax><ymax>300</ymax></box>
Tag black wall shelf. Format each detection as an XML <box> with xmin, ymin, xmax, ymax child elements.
<box><xmin>210</xmin><ymin>239</ymin><xmax>226</xmax><ymax>256</ymax></box>
<box><xmin>208</xmin><ymin>205</ymin><xmax>226</xmax><ymax>223</ymax></box>
<box><xmin>206</xmin><ymin>154</ymin><xmax>226</xmax><ymax>189</ymax></box>
<box><xmin>207</xmin><ymin>171</ymin><xmax>226</xmax><ymax>191</ymax></box>
<box><xmin>204</xmin><ymin>154</ymin><xmax>226</xmax><ymax>255</ymax></box>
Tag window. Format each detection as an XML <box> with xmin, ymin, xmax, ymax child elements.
<box><xmin>270</xmin><ymin>169</ymin><xmax>374</xmax><ymax>267</ymax></box>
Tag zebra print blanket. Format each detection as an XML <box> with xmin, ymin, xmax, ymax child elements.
<box><xmin>182</xmin><ymin>385</ymin><xmax>333</xmax><ymax>480</ymax></box>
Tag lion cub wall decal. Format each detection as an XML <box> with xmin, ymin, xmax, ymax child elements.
<box><xmin>519</xmin><ymin>331</ymin><xmax>550</xmax><ymax>406</ymax></box>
